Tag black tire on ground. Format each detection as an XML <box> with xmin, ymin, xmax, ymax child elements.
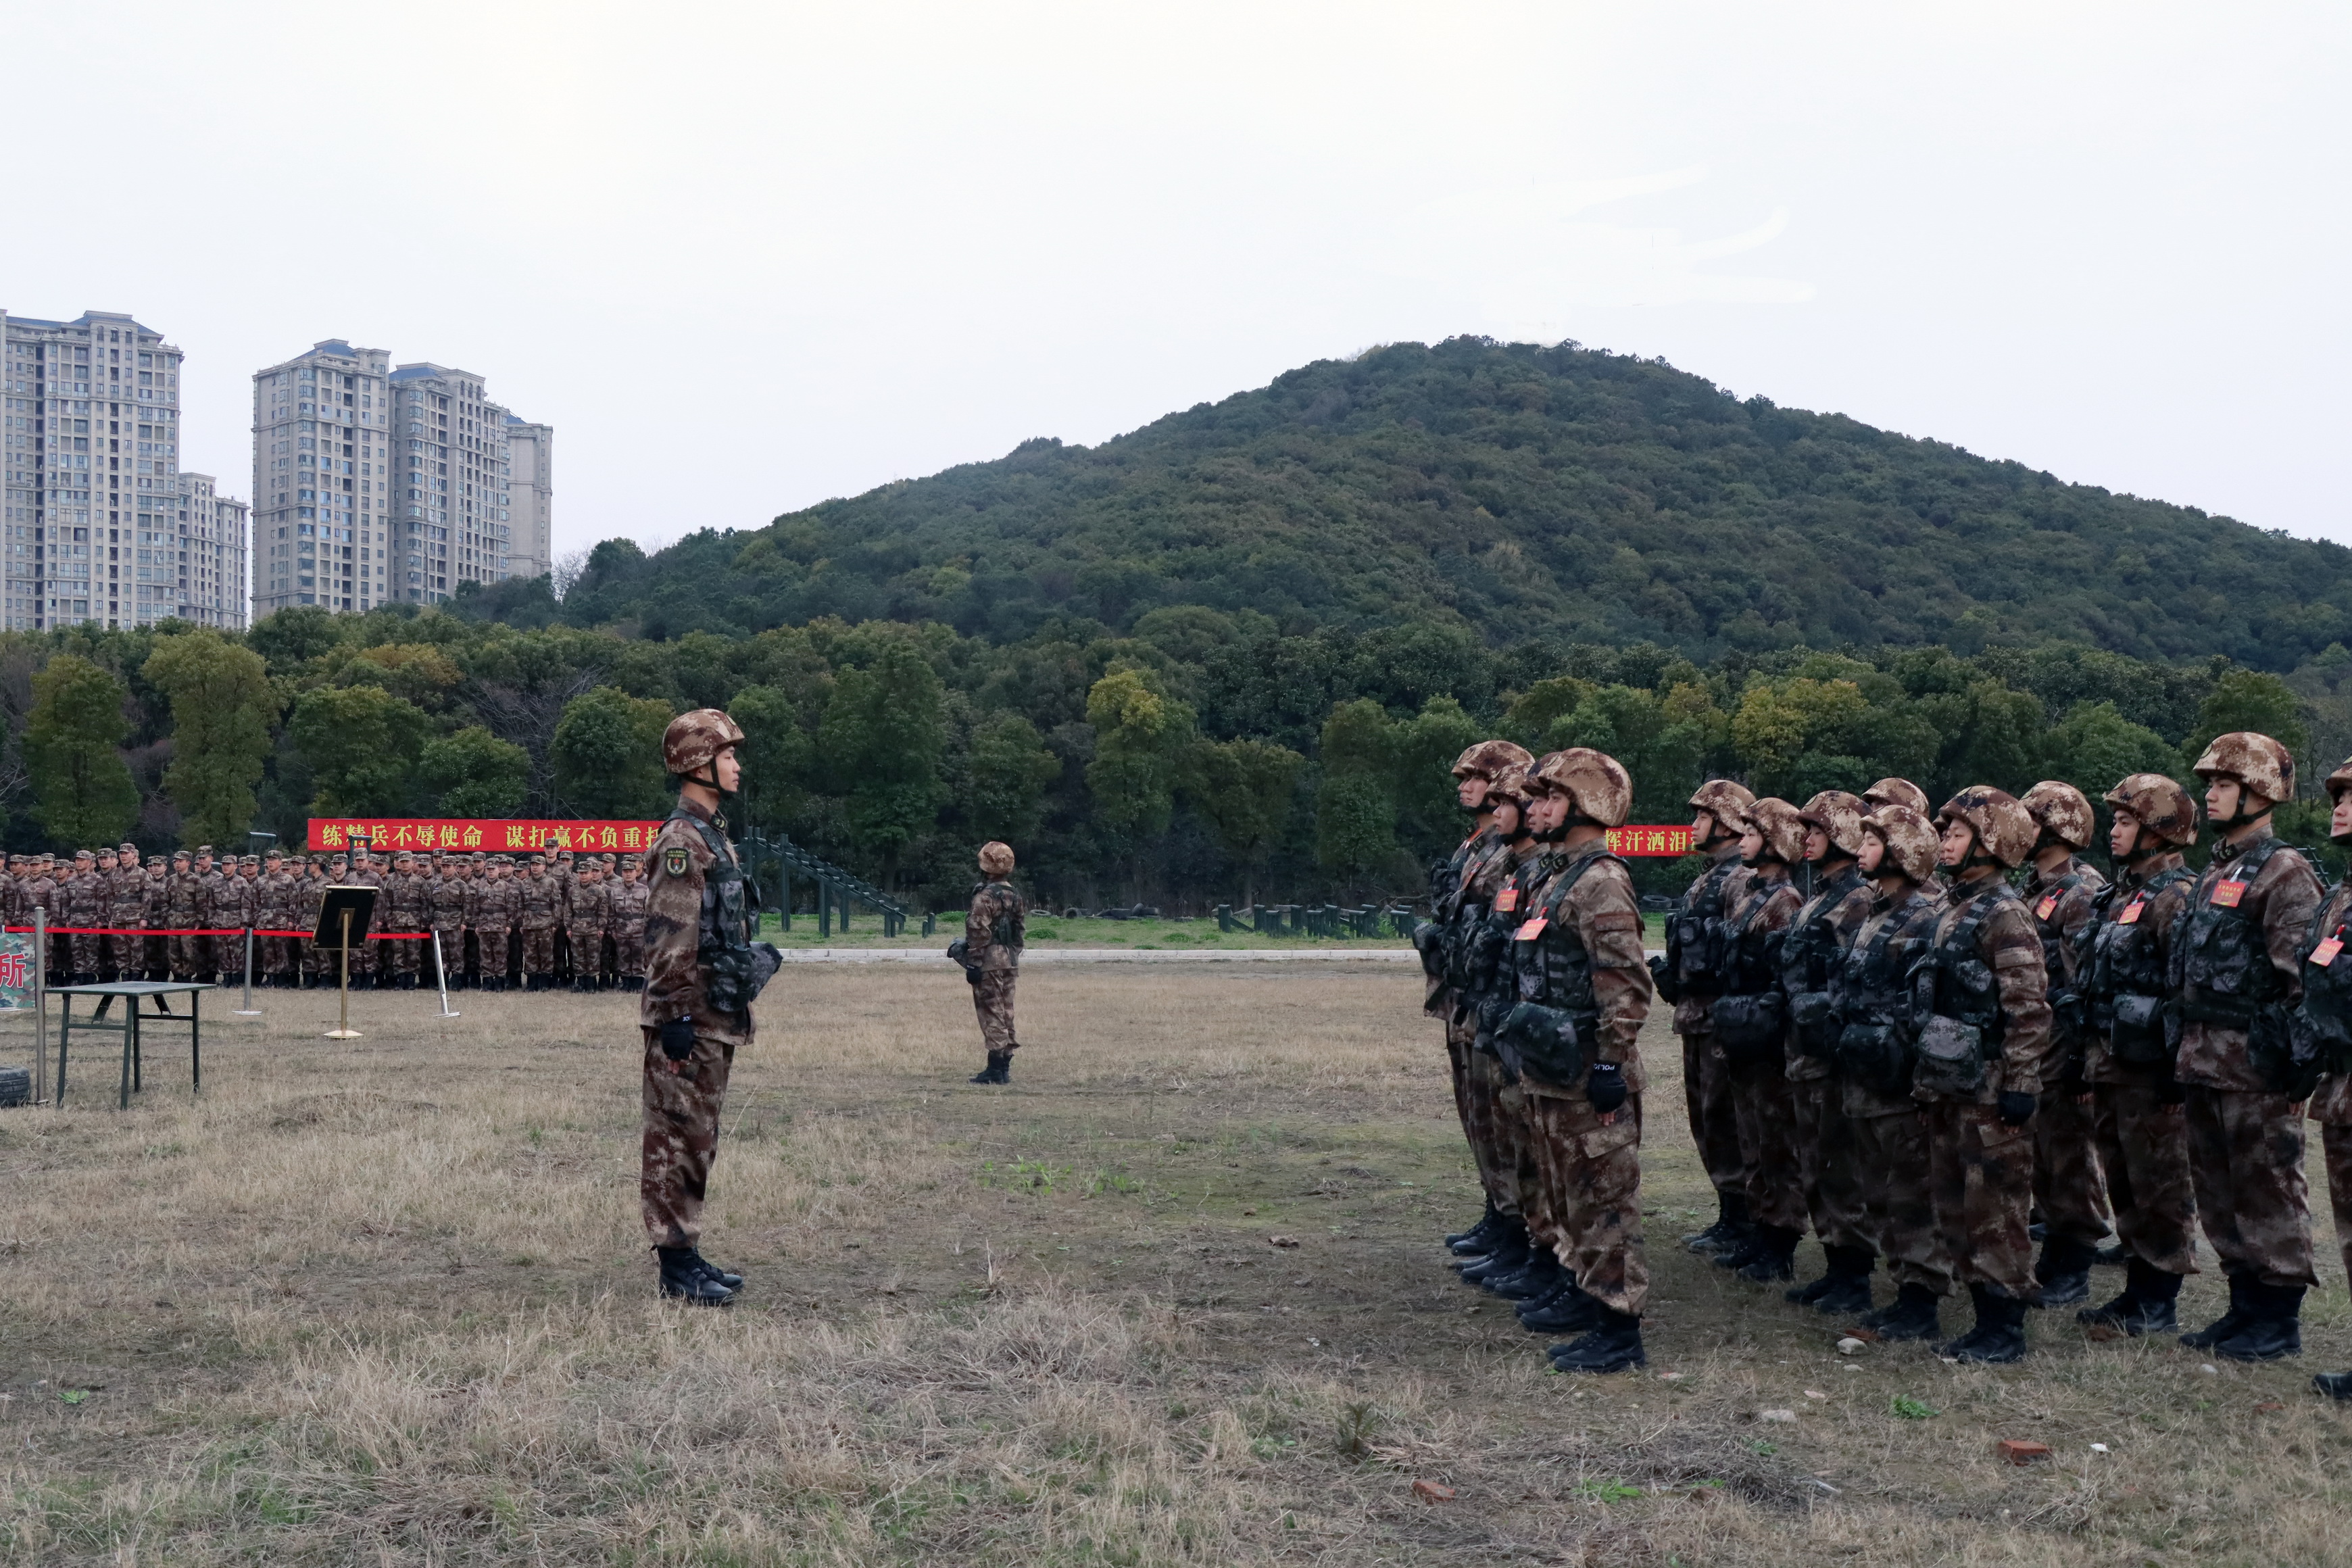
<box><xmin>0</xmin><ymin>1065</ymin><xmax>30</xmax><ymax>1108</ymax></box>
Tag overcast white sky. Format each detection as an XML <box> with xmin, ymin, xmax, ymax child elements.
<box><xmin>9</xmin><ymin>2</ymin><xmax>2347</xmax><ymax>560</ymax></box>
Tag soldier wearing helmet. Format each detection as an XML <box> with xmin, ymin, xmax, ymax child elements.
<box><xmin>1832</xmin><ymin>804</ymin><xmax>1954</xmax><ymax>1340</ymax></box>
<box><xmin>960</xmin><ymin>842</ymin><xmax>1027</xmax><ymax>1084</ymax></box>
<box><xmin>1862</xmin><ymin>778</ymin><xmax>1931</xmax><ymax>816</ymax></box>
<box><xmin>1903</xmin><ymin>786</ymin><xmax>2054</xmax><ymax>1363</ymax></box>
<box><xmin>1657</xmin><ymin>779</ymin><xmax>1757</xmax><ymax>1258</ymax></box>
<box><xmin>1703</xmin><ymin>798</ymin><xmax>1809</xmax><ymax>1285</ymax></box>
<box><xmin>2301</xmin><ymin>759</ymin><xmax>2352</xmax><ymax>1400</ymax></box>
<box><xmin>1491</xmin><ymin>748</ymin><xmax>1655</xmax><ymax>1373</ymax></box>
<box><xmin>1775</xmin><ymin>791</ymin><xmax>1882</xmax><ymax>1316</ymax></box>
<box><xmin>2171</xmin><ymin>732</ymin><xmax>2326</xmax><ymax>1362</ymax></box>
<box><xmin>2017</xmin><ymin>781</ymin><xmax>2115</xmax><ymax>1308</ymax></box>
<box><xmin>1425</xmin><ymin>739</ymin><xmax>1534</xmax><ymax>1267</ymax></box>
<box><xmin>641</xmin><ymin>708</ymin><xmax>782</xmax><ymax>1307</ymax></box>
<box><xmin>2074</xmin><ymin>772</ymin><xmax>2203</xmax><ymax>1338</ymax></box>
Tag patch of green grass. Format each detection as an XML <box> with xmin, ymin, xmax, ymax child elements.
<box><xmin>1890</xmin><ymin>1394</ymin><xmax>1938</xmax><ymax>1420</ymax></box>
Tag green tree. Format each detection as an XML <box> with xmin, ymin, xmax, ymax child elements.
<box><xmin>1185</xmin><ymin>736</ymin><xmax>1304</xmax><ymax>905</ymax></box>
<box><xmin>1314</xmin><ymin>699</ymin><xmax>1399</xmax><ymax>885</ymax></box>
<box><xmin>291</xmin><ymin>685</ymin><xmax>433</xmax><ymax>815</ymax></box>
<box><xmin>1389</xmin><ymin>697</ymin><xmax>1484</xmax><ymax>858</ymax></box>
<box><xmin>1084</xmin><ymin>666</ymin><xmax>1194</xmax><ymax>836</ymax></box>
<box><xmin>2185</xmin><ymin>669</ymin><xmax>2310</xmax><ymax>782</ymax></box>
<box><xmin>727</xmin><ymin>683</ymin><xmax>814</xmax><ymax>831</ymax></box>
<box><xmin>2042</xmin><ymin>702</ymin><xmax>2180</xmax><ymax>802</ymax></box>
<box><xmin>551</xmin><ymin>686</ymin><xmax>675</xmax><ymax>818</ymax></box>
<box><xmin>26</xmin><ymin>654</ymin><xmax>139</xmax><ymax>847</ymax></box>
<box><xmin>966</xmin><ymin>712</ymin><xmax>1062</xmax><ymax>844</ymax></box>
<box><xmin>418</xmin><ymin>726</ymin><xmax>531</xmax><ymax>816</ymax></box>
<box><xmin>819</xmin><ymin>641</ymin><xmax>950</xmax><ymax>871</ymax></box>
<box><xmin>142</xmin><ymin>632</ymin><xmax>276</xmax><ymax>847</ymax></box>
<box><xmin>1730</xmin><ymin>677</ymin><xmax>1869</xmax><ymax>798</ymax></box>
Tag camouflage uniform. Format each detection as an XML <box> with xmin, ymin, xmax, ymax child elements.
<box><xmin>476</xmin><ymin>864</ymin><xmax>518</xmax><ymax>989</ymax></box>
<box><xmin>1508</xmin><ymin>835</ymin><xmax>1653</xmax><ymax>1317</ymax></box>
<box><xmin>105</xmin><ymin>844</ymin><xmax>146</xmax><ymax>981</ymax></box>
<box><xmin>343</xmin><ymin>856</ymin><xmax>385</xmax><ymax>983</ymax></box>
<box><xmin>143</xmin><ymin>856</ymin><xmax>170</xmax><ymax>979</ymax></box>
<box><xmin>552</xmin><ymin>852</ymin><xmax>577</xmax><ymax>981</ymax></box>
<box><xmin>641</xmin><ymin>795</ymin><xmax>758</xmax><ymax>1250</ymax></box>
<box><xmin>1917</xmin><ymin>870</ymin><xmax>2054</xmax><ymax>1300</ymax></box>
<box><xmin>30</xmin><ymin>860</ymin><xmax>66</xmax><ymax>982</ymax></box>
<box><xmin>1432</xmin><ymin>825</ymin><xmax>1519</xmax><ymax>1217</ymax></box>
<box><xmin>1469</xmin><ymin>841</ymin><xmax>1554</xmax><ymax>1237</ymax></box>
<box><xmin>213</xmin><ymin>859</ymin><xmax>260</xmax><ymax>983</ymax></box>
<box><xmin>1663</xmin><ymin>846</ymin><xmax>1753</xmax><ymax>1211</ymax></box>
<box><xmin>429</xmin><ymin>864</ymin><xmax>470</xmax><ymax>989</ymax></box>
<box><xmin>1837</xmin><ymin>885</ymin><xmax>1951</xmax><ymax>1296</ymax></box>
<box><xmin>518</xmin><ymin>861</ymin><xmax>560</xmax><ymax>987</ymax></box>
<box><xmin>65</xmin><ymin>853</ymin><xmax>106</xmax><ymax>980</ymax></box>
<box><xmin>258</xmin><ymin>858</ymin><xmax>299</xmax><ymax>983</ymax></box>
<box><xmin>385</xmin><ymin>858</ymin><xmax>427</xmax><ymax>982</ymax></box>
<box><xmin>2025</xmin><ymin>853</ymin><xmax>2115</xmax><ymax>1248</ymax></box>
<box><xmin>303</xmin><ymin>863</ymin><xmax>335</xmax><ymax>983</ymax></box>
<box><xmin>611</xmin><ymin>868</ymin><xmax>652</xmax><ymax>985</ymax></box>
<box><xmin>2172</xmin><ymin>824</ymin><xmax>2325</xmax><ymax>1290</ymax></box>
<box><xmin>1717</xmin><ymin>871</ymin><xmax>1806</xmax><ymax>1235</ymax></box>
<box><xmin>164</xmin><ymin>856</ymin><xmax>199</xmax><ymax>980</ymax></box>
<box><xmin>2083</xmin><ymin>854</ymin><xmax>2201</xmax><ymax>1276</ymax></box>
<box><xmin>570</xmin><ymin>870</ymin><xmax>612</xmax><ymax>989</ymax></box>
<box><xmin>966</xmin><ymin>879</ymin><xmax>1026</xmax><ymax>1050</ymax></box>
<box><xmin>1780</xmin><ymin>861</ymin><xmax>1878</xmax><ymax>1254</ymax></box>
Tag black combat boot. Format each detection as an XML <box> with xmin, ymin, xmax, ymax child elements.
<box><xmin>624</xmin><ymin>975</ymin><xmax>645</xmax><ymax>992</ymax></box>
<box><xmin>1447</xmin><ymin>1198</ymin><xmax>1503</xmax><ymax>1257</ymax></box>
<box><xmin>969</xmin><ymin>1050</ymin><xmax>1010</xmax><ymax>1085</ymax></box>
<box><xmin>656</xmin><ymin>1246</ymin><xmax>733</xmax><ymax>1305</ymax></box>
<box><xmin>693</xmin><ymin>1251</ymin><xmax>745</xmax><ymax>1292</ymax></box>
<box><xmin>1519</xmin><ymin>1276</ymin><xmax>1608</xmax><ymax>1335</ymax></box>
<box><xmin>1736</xmin><ymin>1224</ymin><xmax>1802</xmax><ymax>1284</ymax></box>
<box><xmin>399</xmin><ymin>974</ymin><xmax>418</xmax><ymax>990</ymax></box>
<box><xmin>1684</xmin><ymin>1191</ymin><xmax>1749</xmax><ymax>1254</ymax></box>
<box><xmin>2032</xmin><ymin>1236</ymin><xmax>2098</xmax><ymax>1308</ymax></box>
<box><xmin>1789</xmin><ymin>1245</ymin><xmax>1876</xmax><ymax>1314</ymax></box>
<box><xmin>2077</xmin><ymin>1257</ymin><xmax>2182</xmax><ymax>1336</ymax></box>
<box><xmin>2180</xmin><ymin>1273</ymin><xmax>2255</xmax><ymax>1351</ymax></box>
<box><xmin>1484</xmin><ymin>1244</ymin><xmax>1565</xmax><ymax>1302</ymax></box>
<box><xmin>2213</xmin><ymin>1283</ymin><xmax>2303</xmax><ymax>1362</ymax></box>
<box><xmin>2094</xmin><ymin>1242</ymin><xmax>2128</xmax><ymax>1267</ymax></box>
<box><xmin>1859</xmin><ymin>1281</ymin><xmax>1942</xmax><ymax>1340</ymax></box>
<box><xmin>1548</xmin><ymin>1306</ymin><xmax>1646</xmax><ymax>1373</ymax></box>
<box><xmin>2313</xmin><ymin>1370</ymin><xmax>2352</xmax><ymax>1400</ymax></box>
<box><xmin>1940</xmin><ymin>1284</ymin><xmax>2029</xmax><ymax>1363</ymax></box>
<box><xmin>1456</xmin><ymin>1218</ymin><xmax>1531</xmax><ymax>1285</ymax></box>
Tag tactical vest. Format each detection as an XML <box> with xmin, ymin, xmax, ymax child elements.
<box><xmin>2175</xmin><ymin>835</ymin><xmax>2293</xmax><ymax>1027</ymax></box>
<box><xmin>2085</xmin><ymin>866</ymin><xmax>2194</xmax><ymax>1067</ymax></box>
<box><xmin>1463</xmin><ymin>849</ymin><xmax>1541</xmax><ymax>1010</ymax></box>
<box><xmin>1782</xmin><ymin>866</ymin><xmax>1867</xmax><ymax>1060</ymax></box>
<box><xmin>1832</xmin><ymin>893</ymin><xmax>1938</xmax><ymax>1094</ymax></box>
<box><xmin>2292</xmin><ymin>888</ymin><xmax>2352</xmax><ymax>1079</ymax></box>
<box><xmin>679</xmin><ymin>810</ymin><xmax>757</xmax><ymax>1015</ymax></box>
<box><xmin>1711</xmin><ymin>875</ymin><xmax>1792</xmax><ymax>1060</ymax></box>
<box><xmin>1494</xmin><ymin>847</ymin><xmax>1625</xmax><ymax>1087</ymax></box>
<box><xmin>1664</xmin><ymin>854</ymin><xmax>1743</xmax><ymax>1000</ymax></box>
<box><xmin>1909</xmin><ymin>879</ymin><xmax>2018</xmax><ymax>1096</ymax></box>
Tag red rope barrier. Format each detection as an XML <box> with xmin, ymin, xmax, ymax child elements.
<box><xmin>3</xmin><ymin>926</ymin><xmax>438</xmax><ymax>938</ymax></box>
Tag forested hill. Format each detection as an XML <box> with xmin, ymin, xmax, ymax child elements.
<box><xmin>484</xmin><ymin>336</ymin><xmax>2351</xmax><ymax>669</ymax></box>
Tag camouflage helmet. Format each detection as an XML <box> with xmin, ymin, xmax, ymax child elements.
<box><xmin>1937</xmin><ymin>786</ymin><xmax>2038</xmax><ymax>869</ymax></box>
<box><xmin>663</xmin><ymin>708</ymin><xmax>746</xmax><ymax>779</ymax></box>
<box><xmin>2328</xmin><ymin>756</ymin><xmax>2352</xmax><ymax>804</ymax></box>
<box><xmin>1688</xmin><ymin>778</ymin><xmax>1756</xmax><ymax>827</ymax></box>
<box><xmin>1451</xmin><ymin>739</ymin><xmax>1535</xmax><ymax>783</ymax></box>
<box><xmin>1798</xmin><ymin>789</ymin><xmax>1871</xmax><ymax>860</ymax></box>
<box><xmin>1861</xmin><ymin>777</ymin><xmax>1930</xmax><ymax>815</ymax></box>
<box><xmin>1744</xmin><ymin>797</ymin><xmax>1808</xmax><ymax>866</ymax></box>
<box><xmin>2191</xmin><ymin>731</ymin><xmax>2295</xmax><ymax>806</ymax></box>
<box><xmin>1486</xmin><ymin>764</ymin><xmax>1534</xmax><ymax>805</ymax></box>
<box><xmin>1863</xmin><ymin>804</ymin><xmax>1940</xmax><ymax>884</ymax></box>
<box><xmin>2019</xmin><ymin>780</ymin><xmax>2097</xmax><ymax>853</ymax></box>
<box><xmin>977</xmin><ymin>841</ymin><xmax>1016</xmax><ymax>876</ymax></box>
<box><xmin>1528</xmin><ymin>747</ymin><xmax>1634</xmax><ymax>828</ymax></box>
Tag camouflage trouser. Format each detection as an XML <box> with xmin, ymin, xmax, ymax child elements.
<box><xmin>522</xmin><ymin>926</ymin><xmax>556</xmax><ymax>979</ymax></box>
<box><xmin>575</xmin><ymin>929</ymin><xmax>608</xmax><ymax>982</ymax></box>
<box><xmin>1492</xmin><ymin>1071</ymin><xmax>1550</xmax><ymax>1243</ymax></box>
<box><xmin>1728</xmin><ymin>1050</ymin><xmax>1809</xmax><ymax>1233</ymax></box>
<box><xmin>1924</xmin><ymin>1100</ymin><xmax>2036</xmax><ymax>1298</ymax></box>
<box><xmin>387</xmin><ymin>931</ymin><xmax>421</xmax><ymax>978</ymax></box>
<box><xmin>431</xmin><ymin>929</ymin><xmax>464</xmax><ymax>986</ymax></box>
<box><xmin>1852</xmin><ymin>1108</ymin><xmax>1948</xmax><ymax>1295</ymax></box>
<box><xmin>70</xmin><ymin>933</ymin><xmax>101</xmax><ymax>978</ymax></box>
<box><xmin>616</xmin><ymin>933</ymin><xmax>647</xmax><ymax>978</ymax></box>
<box><xmin>477</xmin><ymin>930</ymin><xmax>510</xmax><ymax>984</ymax></box>
<box><xmin>1790</xmin><ymin>1076</ymin><xmax>1871</xmax><ymax>1252</ymax></box>
<box><xmin>99</xmin><ymin>933</ymin><xmax>132</xmax><ymax>978</ymax></box>
<box><xmin>641</xmin><ymin>1026</ymin><xmax>735</xmax><ymax>1249</ymax></box>
<box><xmin>144</xmin><ymin>933</ymin><xmax>168</xmax><ymax>977</ymax></box>
<box><xmin>2322</xmin><ymin>1123</ymin><xmax>2352</xmax><ymax>1287</ymax></box>
<box><xmin>1445</xmin><ymin>1009</ymin><xmax>1510</xmax><ymax>1212</ymax></box>
<box><xmin>2184</xmin><ymin>1087</ymin><xmax>2316</xmax><ymax>1290</ymax></box>
<box><xmin>262</xmin><ymin>937</ymin><xmax>299</xmax><ymax>980</ymax></box>
<box><xmin>972</xmin><ymin>968</ymin><xmax>1017</xmax><ymax>1050</ymax></box>
<box><xmin>2092</xmin><ymin>1084</ymin><xmax>2199</xmax><ymax>1276</ymax></box>
<box><xmin>1527</xmin><ymin>1087</ymin><xmax>1647</xmax><ymax>1317</ymax></box>
<box><xmin>2032</xmin><ymin>1087</ymin><xmax>2112</xmax><ymax>1246</ymax></box>
<box><xmin>1680</xmin><ymin>1024</ymin><xmax>1746</xmax><ymax>1200</ymax></box>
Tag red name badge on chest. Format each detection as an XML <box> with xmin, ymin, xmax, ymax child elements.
<box><xmin>2035</xmin><ymin>893</ymin><xmax>2061</xmax><ymax>921</ymax></box>
<box><xmin>2311</xmin><ymin>938</ymin><xmax>2345</xmax><ymax>967</ymax></box>
<box><xmin>2118</xmin><ymin>899</ymin><xmax>2145</xmax><ymax>925</ymax></box>
<box><xmin>2209</xmin><ymin>879</ymin><xmax>2248</xmax><ymax>909</ymax></box>
<box><xmin>1496</xmin><ymin>887</ymin><xmax>1519</xmax><ymax>913</ymax></box>
<box><xmin>1515</xmin><ymin>916</ymin><xmax>1548</xmax><ymax>941</ymax></box>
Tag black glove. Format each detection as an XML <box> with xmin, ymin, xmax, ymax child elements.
<box><xmin>1586</xmin><ymin>1061</ymin><xmax>1627</xmax><ymax>1115</ymax></box>
<box><xmin>658</xmin><ymin>1016</ymin><xmax>697</xmax><ymax>1062</ymax></box>
<box><xmin>1996</xmin><ymin>1090</ymin><xmax>2037</xmax><ymax>1127</ymax></box>
<box><xmin>965</xmin><ymin>964</ymin><xmax>983</xmax><ymax>987</ymax></box>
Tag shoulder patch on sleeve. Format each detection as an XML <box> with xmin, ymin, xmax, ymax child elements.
<box><xmin>1591</xmin><ymin>910</ymin><xmax>1642</xmax><ymax>934</ymax></box>
<box><xmin>663</xmin><ymin>846</ymin><xmax>689</xmax><ymax>877</ymax></box>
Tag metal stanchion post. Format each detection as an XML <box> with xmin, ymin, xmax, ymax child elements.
<box><xmin>325</xmin><ymin>908</ymin><xmax>361</xmax><ymax>1040</ymax></box>
<box><xmin>235</xmin><ymin>927</ymin><xmax>261</xmax><ymax>1016</ymax></box>
<box><xmin>32</xmin><ymin>906</ymin><xmax>47</xmax><ymax>1106</ymax></box>
<box><xmin>432</xmin><ymin>932</ymin><xmax>460</xmax><ymax>1019</ymax></box>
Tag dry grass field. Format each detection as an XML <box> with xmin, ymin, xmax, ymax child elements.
<box><xmin>6</xmin><ymin>966</ymin><xmax>2352</xmax><ymax>1565</ymax></box>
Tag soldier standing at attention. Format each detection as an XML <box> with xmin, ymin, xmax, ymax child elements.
<box><xmin>1655</xmin><ymin>780</ymin><xmax>1756</xmax><ymax>1257</ymax></box>
<box><xmin>519</xmin><ymin>855</ymin><xmax>560</xmax><ymax>990</ymax></box>
<box><xmin>1709</xmin><ymin>798</ymin><xmax>1809</xmax><ymax>1283</ymax></box>
<box><xmin>2296</xmin><ymin>758</ymin><xmax>2352</xmax><ymax>1400</ymax></box>
<box><xmin>2018</xmin><ymin>782</ymin><xmax>2115</xmax><ymax>1306</ymax></box>
<box><xmin>66</xmin><ymin>849</ymin><xmax>105</xmax><ymax>985</ymax></box>
<box><xmin>256</xmin><ymin>851</ymin><xmax>293</xmax><ymax>985</ymax></box>
<box><xmin>2173</xmin><ymin>733</ymin><xmax>2325</xmax><ymax>1361</ymax></box>
<box><xmin>431</xmin><ymin>856</ymin><xmax>470</xmax><ymax>990</ymax></box>
<box><xmin>1917</xmin><ymin>788</ymin><xmax>2053</xmax><ymax>1363</ymax></box>
<box><xmin>961</xmin><ymin>841</ymin><xmax>1027</xmax><ymax>1083</ymax></box>
<box><xmin>553</xmin><ymin>848</ymin><xmax>577</xmax><ymax>985</ymax></box>
<box><xmin>612</xmin><ymin>856</ymin><xmax>652</xmax><ymax>991</ymax></box>
<box><xmin>569</xmin><ymin>858</ymin><xmax>610</xmax><ymax>991</ymax></box>
<box><xmin>106</xmin><ymin>841</ymin><xmax>145</xmax><ymax>981</ymax></box>
<box><xmin>143</xmin><ymin>854</ymin><xmax>170</xmax><ymax>980</ymax></box>
<box><xmin>642</xmin><ymin>709</ymin><xmax>779</xmax><ymax>1304</ymax></box>
<box><xmin>479</xmin><ymin>857</ymin><xmax>518</xmax><ymax>991</ymax></box>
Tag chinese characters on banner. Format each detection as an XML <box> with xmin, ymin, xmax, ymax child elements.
<box><xmin>1604</xmin><ymin>825</ymin><xmax>1696</xmax><ymax>858</ymax></box>
<box><xmin>305</xmin><ymin>818</ymin><xmax>666</xmax><ymax>854</ymax></box>
<box><xmin>0</xmin><ymin>932</ymin><xmax>32</xmax><ymax>1010</ymax></box>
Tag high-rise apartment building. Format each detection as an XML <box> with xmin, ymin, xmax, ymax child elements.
<box><xmin>165</xmin><ymin>474</ymin><xmax>249</xmax><ymax>630</ymax></box>
<box><xmin>249</xmin><ymin>341</ymin><xmax>396</xmax><ymax>618</ymax></box>
<box><xmin>1</xmin><ymin>308</ymin><xmax>232</xmax><ymax>632</ymax></box>
<box><xmin>251</xmin><ymin>344</ymin><xmax>550</xmax><ymax>613</ymax></box>
<box><xmin>504</xmin><ymin>414</ymin><xmax>554</xmax><ymax>581</ymax></box>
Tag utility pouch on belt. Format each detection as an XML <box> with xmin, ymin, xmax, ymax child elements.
<box><xmin>1710</xmin><ymin>991</ymin><xmax>1786</xmax><ymax>1062</ymax></box>
<box><xmin>1788</xmin><ymin>990</ymin><xmax>1838</xmax><ymax>1058</ymax></box>
<box><xmin>2251</xmin><ymin>1002</ymin><xmax>2320</xmax><ymax>1099</ymax></box>
<box><xmin>2109</xmin><ymin>992</ymin><xmax>2171</xmax><ymax>1066</ymax></box>
<box><xmin>1835</xmin><ymin>1022</ymin><xmax>1912</xmax><ymax>1096</ymax></box>
<box><xmin>1913</xmin><ymin>1013</ymin><xmax>1987</xmax><ymax>1096</ymax></box>
<box><xmin>1502</xmin><ymin>1001</ymin><xmax>1584</xmax><ymax>1089</ymax></box>
<box><xmin>1413</xmin><ymin>921</ymin><xmax>1445</xmax><ymax>981</ymax></box>
<box><xmin>1648</xmin><ymin>952</ymin><xmax>1682</xmax><ymax>1005</ymax></box>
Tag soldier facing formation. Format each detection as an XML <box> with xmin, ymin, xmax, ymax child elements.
<box><xmin>1427</xmin><ymin>729</ymin><xmax>2352</xmax><ymax>1399</ymax></box>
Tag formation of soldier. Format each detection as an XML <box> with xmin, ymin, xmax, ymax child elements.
<box><xmin>0</xmin><ymin>840</ymin><xmax>652</xmax><ymax>994</ymax></box>
<box><xmin>1424</xmin><ymin>729</ymin><xmax>2352</xmax><ymax>1397</ymax></box>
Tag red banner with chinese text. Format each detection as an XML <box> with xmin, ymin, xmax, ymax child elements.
<box><xmin>305</xmin><ymin>818</ymin><xmax>666</xmax><ymax>854</ymax></box>
<box><xmin>1605</xmin><ymin>825</ymin><xmax>1697</xmax><ymax>858</ymax></box>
